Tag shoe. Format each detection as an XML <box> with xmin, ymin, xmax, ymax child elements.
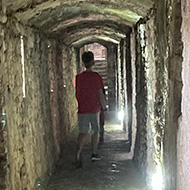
<box><xmin>91</xmin><ymin>153</ymin><xmax>101</xmax><ymax>162</ymax></box>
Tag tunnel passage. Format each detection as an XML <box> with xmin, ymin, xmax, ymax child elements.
<box><xmin>0</xmin><ymin>0</ymin><xmax>187</xmax><ymax>190</ymax></box>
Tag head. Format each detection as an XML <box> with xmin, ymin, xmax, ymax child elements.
<box><xmin>82</xmin><ymin>51</ymin><xmax>94</xmax><ymax>69</ymax></box>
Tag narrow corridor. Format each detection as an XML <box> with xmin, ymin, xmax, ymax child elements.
<box><xmin>1</xmin><ymin>1</ymin><xmax>190</xmax><ymax>190</ymax></box>
<box><xmin>47</xmin><ymin>112</ymin><xmax>145</xmax><ymax>190</ymax></box>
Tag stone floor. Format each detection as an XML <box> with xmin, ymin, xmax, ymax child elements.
<box><xmin>46</xmin><ymin>112</ymin><xmax>147</xmax><ymax>190</ymax></box>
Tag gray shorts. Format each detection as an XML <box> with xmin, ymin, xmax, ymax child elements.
<box><xmin>78</xmin><ymin>112</ymin><xmax>100</xmax><ymax>133</ymax></box>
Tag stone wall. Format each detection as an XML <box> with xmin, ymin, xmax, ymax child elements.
<box><xmin>130</xmin><ymin>29</ymin><xmax>137</xmax><ymax>159</ymax></box>
<box><xmin>117</xmin><ymin>39</ymin><xmax>125</xmax><ymax>112</ymax></box>
<box><xmin>0</xmin><ymin>18</ymin><xmax>56</xmax><ymax>190</ymax></box>
<box><xmin>133</xmin><ymin>22</ymin><xmax>148</xmax><ymax>178</ymax></box>
<box><xmin>164</xmin><ymin>1</ymin><xmax>182</xmax><ymax>190</ymax></box>
<box><xmin>125</xmin><ymin>34</ymin><xmax>133</xmax><ymax>147</ymax></box>
<box><xmin>0</xmin><ymin>14</ymin><xmax>80</xmax><ymax>189</ymax></box>
<box><xmin>134</xmin><ymin>12</ymin><xmax>168</xmax><ymax>185</ymax></box>
<box><xmin>0</xmin><ymin>8</ymin><xmax>8</xmax><ymax>189</ymax></box>
<box><xmin>0</xmin><ymin>22</ymin><xmax>7</xmax><ymax>190</ymax></box>
<box><xmin>107</xmin><ymin>45</ymin><xmax>117</xmax><ymax>111</ymax></box>
<box><xmin>48</xmin><ymin>37</ymin><xmax>78</xmax><ymax>152</ymax></box>
<box><xmin>133</xmin><ymin>1</ymin><xmax>183</xmax><ymax>190</ymax></box>
<box><xmin>134</xmin><ymin>15</ymin><xmax>165</xmax><ymax>187</ymax></box>
<box><xmin>153</xmin><ymin>1</ymin><xmax>182</xmax><ymax>190</ymax></box>
<box><xmin>61</xmin><ymin>45</ymin><xmax>78</xmax><ymax>138</ymax></box>
<box><xmin>140</xmin><ymin>18</ymin><xmax>157</xmax><ymax>187</ymax></box>
<box><xmin>48</xmin><ymin>39</ymin><xmax>64</xmax><ymax>154</ymax></box>
<box><xmin>178</xmin><ymin>0</ymin><xmax>190</xmax><ymax>189</ymax></box>
<box><xmin>121</xmin><ymin>39</ymin><xmax>128</xmax><ymax>132</ymax></box>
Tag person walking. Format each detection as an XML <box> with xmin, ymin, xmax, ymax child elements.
<box><xmin>75</xmin><ymin>51</ymin><xmax>107</xmax><ymax>168</ymax></box>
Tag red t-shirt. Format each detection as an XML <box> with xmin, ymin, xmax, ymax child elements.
<box><xmin>75</xmin><ymin>71</ymin><xmax>104</xmax><ymax>113</ymax></box>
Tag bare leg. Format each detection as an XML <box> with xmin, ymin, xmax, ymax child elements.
<box><xmin>76</xmin><ymin>133</ymin><xmax>87</xmax><ymax>160</ymax></box>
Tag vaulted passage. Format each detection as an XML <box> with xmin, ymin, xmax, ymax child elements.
<box><xmin>0</xmin><ymin>1</ymin><xmax>189</xmax><ymax>190</ymax></box>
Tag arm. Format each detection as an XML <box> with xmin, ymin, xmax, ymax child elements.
<box><xmin>74</xmin><ymin>76</ymin><xmax>78</xmax><ymax>100</ymax></box>
<box><xmin>98</xmin><ymin>89</ymin><xmax>107</xmax><ymax>110</ymax></box>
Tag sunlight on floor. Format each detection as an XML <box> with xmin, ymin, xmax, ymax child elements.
<box><xmin>105</xmin><ymin>124</ymin><xmax>123</xmax><ymax>132</ymax></box>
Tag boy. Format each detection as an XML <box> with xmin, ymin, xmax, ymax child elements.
<box><xmin>75</xmin><ymin>51</ymin><xmax>106</xmax><ymax>168</ymax></box>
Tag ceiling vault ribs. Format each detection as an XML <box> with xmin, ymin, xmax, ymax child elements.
<box><xmin>3</xmin><ymin>0</ymin><xmax>153</xmax><ymax>45</ymax></box>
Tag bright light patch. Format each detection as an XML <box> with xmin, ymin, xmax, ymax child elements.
<box><xmin>20</xmin><ymin>36</ymin><xmax>26</xmax><ymax>98</ymax></box>
<box><xmin>152</xmin><ymin>167</ymin><xmax>163</xmax><ymax>190</ymax></box>
<box><xmin>114</xmin><ymin>124</ymin><xmax>123</xmax><ymax>131</ymax></box>
<box><xmin>118</xmin><ymin>111</ymin><xmax>124</xmax><ymax>120</ymax></box>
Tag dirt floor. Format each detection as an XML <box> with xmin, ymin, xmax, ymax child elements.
<box><xmin>46</xmin><ymin>112</ymin><xmax>147</xmax><ymax>190</ymax></box>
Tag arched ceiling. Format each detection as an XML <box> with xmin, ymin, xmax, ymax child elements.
<box><xmin>3</xmin><ymin>0</ymin><xmax>153</xmax><ymax>46</ymax></box>
<box><xmin>49</xmin><ymin>15</ymin><xmax>133</xmax><ymax>33</ymax></box>
<box><xmin>59</xmin><ymin>23</ymin><xmax>130</xmax><ymax>46</ymax></box>
<box><xmin>71</xmin><ymin>36</ymin><xmax>119</xmax><ymax>48</ymax></box>
<box><xmin>64</xmin><ymin>30</ymin><xmax>122</xmax><ymax>46</ymax></box>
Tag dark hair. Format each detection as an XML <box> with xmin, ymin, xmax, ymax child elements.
<box><xmin>82</xmin><ymin>51</ymin><xmax>94</xmax><ymax>68</ymax></box>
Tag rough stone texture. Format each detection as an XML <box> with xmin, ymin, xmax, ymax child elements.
<box><xmin>117</xmin><ymin>39</ymin><xmax>125</xmax><ymax>112</ymax></box>
<box><xmin>135</xmin><ymin>1</ymin><xmax>182</xmax><ymax>190</ymax></box>
<box><xmin>0</xmin><ymin>18</ymin><xmax>56</xmax><ymax>190</ymax></box>
<box><xmin>133</xmin><ymin>23</ymin><xmax>148</xmax><ymax>178</ymax></box>
<box><xmin>73</xmin><ymin>36</ymin><xmax>120</xmax><ymax>48</ymax></box>
<box><xmin>133</xmin><ymin>17</ymin><xmax>161</xmax><ymax>186</ymax></box>
<box><xmin>1</xmin><ymin>1</ymin><xmax>187</xmax><ymax>190</ymax></box>
<box><xmin>125</xmin><ymin>35</ymin><xmax>133</xmax><ymax>148</ymax></box>
<box><xmin>164</xmin><ymin>1</ymin><xmax>183</xmax><ymax>190</ymax></box>
<box><xmin>134</xmin><ymin>9</ymin><xmax>167</xmax><ymax>183</ymax></box>
<box><xmin>0</xmin><ymin>10</ymin><xmax>8</xmax><ymax>190</ymax></box>
<box><xmin>178</xmin><ymin>0</ymin><xmax>190</xmax><ymax>189</ymax></box>
<box><xmin>142</xmin><ymin>17</ymin><xmax>157</xmax><ymax>187</ymax></box>
<box><xmin>130</xmin><ymin>29</ymin><xmax>137</xmax><ymax>159</ymax></box>
<box><xmin>116</xmin><ymin>37</ymin><xmax>133</xmax><ymax>138</ymax></box>
<box><xmin>62</xmin><ymin>28</ymin><xmax>124</xmax><ymax>46</ymax></box>
<box><xmin>50</xmin><ymin>15</ymin><xmax>132</xmax><ymax>34</ymax></box>
<box><xmin>61</xmin><ymin>45</ymin><xmax>78</xmax><ymax>136</ymax></box>
<box><xmin>0</xmin><ymin>58</ymin><xmax>7</xmax><ymax>190</ymax></box>
<box><xmin>132</xmin><ymin>16</ymin><xmax>159</xmax><ymax>188</ymax></box>
<box><xmin>107</xmin><ymin>45</ymin><xmax>117</xmax><ymax>111</ymax></box>
<box><xmin>48</xmin><ymin>41</ymin><xmax>78</xmax><ymax>147</ymax></box>
<box><xmin>121</xmin><ymin>39</ymin><xmax>128</xmax><ymax>132</ymax></box>
<box><xmin>48</xmin><ymin>39</ymin><xmax>65</xmax><ymax>154</ymax></box>
<box><xmin>153</xmin><ymin>1</ymin><xmax>182</xmax><ymax>190</ymax></box>
<box><xmin>3</xmin><ymin>0</ymin><xmax>153</xmax><ymax>26</ymax></box>
<box><xmin>1</xmin><ymin>0</ymin><xmax>153</xmax><ymax>48</ymax></box>
<box><xmin>133</xmin><ymin>1</ymin><xmax>183</xmax><ymax>190</ymax></box>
